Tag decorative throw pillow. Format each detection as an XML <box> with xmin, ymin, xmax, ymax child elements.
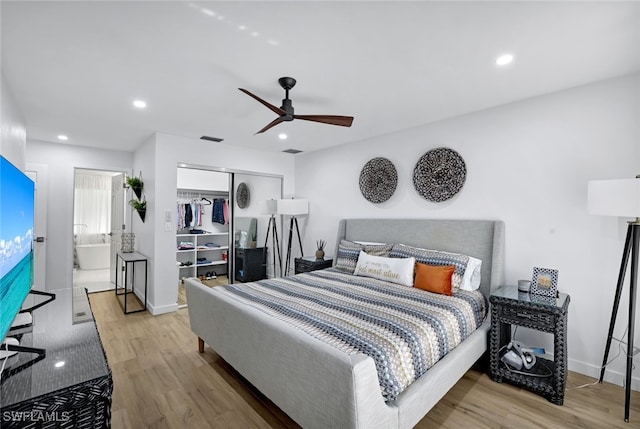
<box><xmin>354</xmin><ymin>251</ymin><xmax>415</xmax><ymax>287</ymax></box>
<box><xmin>390</xmin><ymin>243</ymin><xmax>482</xmax><ymax>290</ymax></box>
<box><xmin>461</xmin><ymin>256</ymin><xmax>482</xmax><ymax>291</ymax></box>
<box><xmin>334</xmin><ymin>240</ymin><xmax>393</xmax><ymax>273</ymax></box>
<box><xmin>414</xmin><ymin>263</ymin><xmax>455</xmax><ymax>295</ymax></box>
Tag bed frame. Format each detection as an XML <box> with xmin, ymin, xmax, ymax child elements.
<box><xmin>186</xmin><ymin>218</ymin><xmax>505</xmax><ymax>429</ymax></box>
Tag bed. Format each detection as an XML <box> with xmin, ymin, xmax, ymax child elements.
<box><xmin>186</xmin><ymin>218</ymin><xmax>505</xmax><ymax>428</ymax></box>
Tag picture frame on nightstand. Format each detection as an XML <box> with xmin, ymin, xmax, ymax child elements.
<box><xmin>531</xmin><ymin>267</ymin><xmax>558</xmax><ymax>298</ymax></box>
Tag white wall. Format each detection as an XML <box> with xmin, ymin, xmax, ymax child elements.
<box><xmin>26</xmin><ymin>140</ymin><xmax>133</xmax><ymax>292</ymax></box>
<box><xmin>0</xmin><ymin>73</ymin><xmax>26</xmax><ymax>168</ymax></box>
<box><xmin>133</xmin><ymin>133</ymin><xmax>294</xmax><ymax>314</ymax></box>
<box><xmin>295</xmin><ymin>73</ymin><xmax>640</xmax><ymax>388</ymax></box>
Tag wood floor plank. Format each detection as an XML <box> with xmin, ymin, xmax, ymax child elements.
<box><xmin>88</xmin><ymin>290</ymin><xmax>640</xmax><ymax>428</ymax></box>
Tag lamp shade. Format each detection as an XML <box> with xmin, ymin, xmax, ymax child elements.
<box><xmin>277</xmin><ymin>199</ymin><xmax>309</xmax><ymax>216</ymax></box>
<box><xmin>262</xmin><ymin>199</ymin><xmax>278</xmax><ymax>215</ymax></box>
<box><xmin>588</xmin><ymin>178</ymin><xmax>640</xmax><ymax>217</ymax></box>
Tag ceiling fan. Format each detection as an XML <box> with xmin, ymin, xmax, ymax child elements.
<box><xmin>239</xmin><ymin>77</ymin><xmax>354</xmax><ymax>134</ymax></box>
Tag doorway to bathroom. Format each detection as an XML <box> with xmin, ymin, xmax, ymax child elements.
<box><xmin>72</xmin><ymin>168</ymin><xmax>126</xmax><ymax>294</ymax></box>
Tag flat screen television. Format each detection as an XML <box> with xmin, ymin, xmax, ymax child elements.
<box><xmin>0</xmin><ymin>155</ymin><xmax>35</xmax><ymax>346</ymax></box>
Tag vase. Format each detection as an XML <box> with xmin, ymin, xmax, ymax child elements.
<box><xmin>121</xmin><ymin>233</ymin><xmax>135</xmax><ymax>253</ymax></box>
<box><xmin>315</xmin><ymin>250</ymin><xmax>325</xmax><ymax>260</ymax></box>
<box><xmin>132</xmin><ymin>186</ymin><xmax>143</xmax><ymax>200</ymax></box>
<box><xmin>137</xmin><ymin>209</ymin><xmax>146</xmax><ymax>223</ymax></box>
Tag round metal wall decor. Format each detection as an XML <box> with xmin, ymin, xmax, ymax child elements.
<box><xmin>359</xmin><ymin>157</ymin><xmax>398</xmax><ymax>203</ymax></box>
<box><xmin>413</xmin><ymin>147</ymin><xmax>466</xmax><ymax>202</ymax></box>
<box><xmin>236</xmin><ymin>182</ymin><xmax>250</xmax><ymax>208</ymax></box>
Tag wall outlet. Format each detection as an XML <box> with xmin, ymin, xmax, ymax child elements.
<box><xmin>165</xmin><ymin>222</ymin><xmax>172</xmax><ymax>231</ymax></box>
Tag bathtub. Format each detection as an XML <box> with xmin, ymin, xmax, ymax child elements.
<box><xmin>76</xmin><ymin>243</ymin><xmax>110</xmax><ymax>270</ymax></box>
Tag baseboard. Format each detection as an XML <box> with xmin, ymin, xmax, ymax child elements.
<box><xmin>569</xmin><ymin>358</ymin><xmax>640</xmax><ymax>391</ymax></box>
<box><xmin>147</xmin><ymin>301</ymin><xmax>179</xmax><ymax>315</ymax></box>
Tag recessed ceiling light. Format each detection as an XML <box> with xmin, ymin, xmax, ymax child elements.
<box><xmin>57</xmin><ymin>135</ymin><xmax>68</xmax><ymax>141</ymax></box>
<box><xmin>278</xmin><ymin>133</ymin><xmax>288</xmax><ymax>140</ymax></box>
<box><xmin>133</xmin><ymin>100</ymin><xmax>147</xmax><ymax>109</ymax></box>
<box><xmin>54</xmin><ymin>361</ymin><xmax>65</xmax><ymax>368</ymax></box>
<box><xmin>496</xmin><ymin>54</ymin><xmax>514</xmax><ymax>66</ymax></box>
<box><xmin>251</xmin><ymin>31</ymin><xmax>260</xmax><ymax>37</ymax></box>
<box><xmin>238</xmin><ymin>25</ymin><xmax>247</xmax><ymax>31</ymax></box>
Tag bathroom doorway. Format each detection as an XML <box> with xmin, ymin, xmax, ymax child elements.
<box><xmin>72</xmin><ymin>168</ymin><xmax>126</xmax><ymax>294</ymax></box>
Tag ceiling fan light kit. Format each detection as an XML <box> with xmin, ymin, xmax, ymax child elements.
<box><xmin>239</xmin><ymin>76</ymin><xmax>354</xmax><ymax>135</ymax></box>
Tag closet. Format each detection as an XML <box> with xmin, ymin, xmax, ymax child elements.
<box><xmin>176</xmin><ymin>194</ymin><xmax>229</xmax><ymax>281</ymax></box>
<box><xmin>176</xmin><ymin>168</ymin><xmax>230</xmax><ymax>289</ymax></box>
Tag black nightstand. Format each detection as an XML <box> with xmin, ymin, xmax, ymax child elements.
<box><xmin>489</xmin><ymin>285</ymin><xmax>570</xmax><ymax>405</ymax></box>
<box><xmin>235</xmin><ymin>247</ymin><xmax>267</xmax><ymax>282</ymax></box>
<box><xmin>294</xmin><ymin>256</ymin><xmax>333</xmax><ymax>274</ymax></box>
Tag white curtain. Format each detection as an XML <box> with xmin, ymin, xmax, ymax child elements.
<box><xmin>74</xmin><ymin>173</ymin><xmax>112</xmax><ymax>244</ymax></box>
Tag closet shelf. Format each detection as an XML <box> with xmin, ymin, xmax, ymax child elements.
<box><xmin>176</xmin><ymin>229</ymin><xmax>229</xmax><ymax>282</ymax></box>
<box><xmin>177</xmin><ymin>232</ymin><xmax>228</xmax><ymax>238</ymax></box>
<box><xmin>196</xmin><ymin>261</ymin><xmax>227</xmax><ymax>267</ymax></box>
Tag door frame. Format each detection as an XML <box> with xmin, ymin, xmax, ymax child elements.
<box><xmin>25</xmin><ymin>163</ymin><xmax>48</xmax><ymax>293</ymax></box>
<box><xmin>72</xmin><ymin>167</ymin><xmax>130</xmax><ymax>293</ymax></box>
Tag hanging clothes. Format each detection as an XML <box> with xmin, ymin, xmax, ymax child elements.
<box><xmin>184</xmin><ymin>203</ymin><xmax>193</xmax><ymax>228</ymax></box>
<box><xmin>212</xmin><ymin>198</ymin><xmax>225</xmax><ymax>225</ymax></box>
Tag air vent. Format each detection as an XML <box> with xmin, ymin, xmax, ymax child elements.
<box><xmin>200</xmin><ymin>135</ymin><xmax>224</xmax><ymax>142</ymax></box>
<box><xmin>282</xmin><ymin>148</ymin><xmax>303</xmax><ymax>154</ymax></box>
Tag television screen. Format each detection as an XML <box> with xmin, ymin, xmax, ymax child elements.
<box><xmin>0</xmin><ymin>156</ymin><xmax>35</xmax><ymax>343</ymax></box>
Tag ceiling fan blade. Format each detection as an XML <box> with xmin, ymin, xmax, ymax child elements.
<box><xmin>293</xmin><ymin>115</ymin><xmax>354</xmax><ymax>127</ymax></box>
<box><xmin>239</xmin><ymin>88</ymin><xmax>286</xmax><ymax>116</ymax></box>
<box><xmin>255</xmin><ymin>117</ymin><xmax>285</xmax><ymax>134</ymax></box>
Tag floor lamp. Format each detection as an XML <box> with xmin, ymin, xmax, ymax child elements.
<box><xmin>277</xmin><ymin>199</ymin><xmax>309</xmax><ymax>276</ymax></box>
<box><xmin>263</xmin><ymin>199</ymin><xmax>282</xmax><ymax>278</ymax></box>
<box><xmin>588</xmin><ymin>177</ymin><xmax>640</xmax><ymax>423</ymax></box>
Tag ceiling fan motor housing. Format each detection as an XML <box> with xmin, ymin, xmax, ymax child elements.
<box><xmin>278</xmin><ymin>77</ymin><xmax>296</xmax><ymax>90</ymax></box>
<box><xmin>280</xmin><ymin>98</ymin><xmax>294</xmax><ymax>120</ymax></box>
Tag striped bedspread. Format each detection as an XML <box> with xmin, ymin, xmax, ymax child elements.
<box><xmin>222</xmin><ymin>268</ymin><xmax>487</xmax><ymax>401</ymax></box>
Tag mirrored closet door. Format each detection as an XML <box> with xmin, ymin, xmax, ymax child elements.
<box><xmin>231</xmin><ymin>173</ymin><xmax>283</xmax><ymax>284</ymax></box>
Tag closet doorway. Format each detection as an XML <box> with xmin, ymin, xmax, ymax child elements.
<box><xmin>72</xmin><ymin>168</ymin><xmax>127</xmax><ymax>298</ymax></box>
<box><xmin>176</xmin><ymin>166</ymin><xmax>282</xmax><ymax>307</ymax></box>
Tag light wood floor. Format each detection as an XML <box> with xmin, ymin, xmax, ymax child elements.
<box><xmin>89</xmin><ymin>290</ymin><xmax>640</xmax><ymax>428</ymax></box>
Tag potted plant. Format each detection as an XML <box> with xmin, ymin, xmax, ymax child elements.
<box><xmin>315</xmin><ymin>240</ymin><xmax>326</xmax><ymax>260</ymax></box>
<box><xmin>126</xmin><ymin>175</ymin><xmax>144</xmax><ymax>200</ymax></box>
<box><xmin>130</xmin><ymin>198</ymin><xmax>146</xmax><ymax>223</ymax></box>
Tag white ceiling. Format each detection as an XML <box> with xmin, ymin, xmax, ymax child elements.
<box><xmin>2</xmin><ymin>1</ymin><xmax>639</xmax><ymax>154</ymax></box>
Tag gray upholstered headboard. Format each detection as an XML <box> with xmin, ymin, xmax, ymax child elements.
<box><xmin>334</xmin><ymin>218</ymin><xmax>505</xmax><ymax>298</ymax></box>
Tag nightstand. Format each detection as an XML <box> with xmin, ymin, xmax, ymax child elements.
<box><xmin>489</xmin><ymin>285</ymin><xmax>570</xmax><ymax>405</ymax></box>
<box><xmin>235</xmin><ymin>247</ymin><xmax>267</xmax><ymax>282</ymax></box>
<box><xmin>294</xmin><ymin>256</ymin><xmax>333</xmax><ymax>274</ymax></box>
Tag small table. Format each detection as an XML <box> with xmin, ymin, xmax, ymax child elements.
<box><xmin>294</xmin><ymin>256</ymin><xmax>333</xmax><ymax>274</ymax></box>
<box><xmin>115</xmin><ymin>251</ymin><xmax>148</xmax><ymax>314</ymax></box>
<box><xmin>489</xmin><ymin>285</ymin><xmax>570</xmax><ymax>405</ymax></box>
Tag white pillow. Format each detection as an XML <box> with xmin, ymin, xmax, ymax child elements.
<box><xmin>460</xmin><ymin>256</ymin><xmax>482</xmax><ymax>291</ymax></box>
<box><xmin>354</xmin><ymin>251</ymin><xmax>415</xmax><ymax>287</ymax></box>
<box><xmin>460</xmin><ymin>256</ymin><xmax>482</xmax><ymax>290</ymax></box>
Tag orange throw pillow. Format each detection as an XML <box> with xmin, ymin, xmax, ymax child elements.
<box><xmin>414</xmin><ymin>263</ymin><xmax>455</xmax><ymax>295</ymax></box>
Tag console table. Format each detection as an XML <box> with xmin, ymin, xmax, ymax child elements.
<box><xmin>115</xmin><ymin>251</ymin><xmax>148</xmax><ymax>314</ymax></box>
<box><xmin>0</xmin><ymin>287</ymin><xmax>112</xmax><ymax>428</ymax></box>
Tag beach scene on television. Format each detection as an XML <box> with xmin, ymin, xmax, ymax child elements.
<box><xmin>0</xmin><ymin>157</ymin><xmax>35</xmax><ymax>339</ymax></box>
